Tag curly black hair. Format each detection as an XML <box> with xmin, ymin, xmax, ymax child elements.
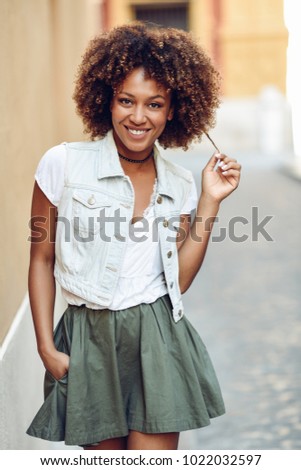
<box><xmin>73</xmin><ymin>21</ymin><xmax>220</xmax><ymax>150</ymax></box>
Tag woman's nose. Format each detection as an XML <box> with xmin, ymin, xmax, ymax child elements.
<box><xmin>129</xmin><ymin>105</ymin><xmax>147</xmax><ymax>124</ymax></box>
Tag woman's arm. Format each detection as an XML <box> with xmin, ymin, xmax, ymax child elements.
<box><xmin>28</xmin><ymin>182</ymin><xmax>69</xmax><ymax>380</ymax></box>
<box><xmin>177</xmin><ymin>153</ymin><xmax>241</xmax><ymax>293</ymax></box>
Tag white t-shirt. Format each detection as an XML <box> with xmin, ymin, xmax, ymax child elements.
<box><xmin>35</xmin><ymin>144</ymin><xmax>198</xmax><ymax>310</ymax></box>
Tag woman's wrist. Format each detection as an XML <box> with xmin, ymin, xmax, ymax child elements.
<box><xmin>198</xmin><ymin>191</ymin><xmax>221</xmax><ymax>213</ymax></box>
<box><xmin>38</xmin><ymin>342</ymin><xmax>57</xmax><ymax>361</ymax></box>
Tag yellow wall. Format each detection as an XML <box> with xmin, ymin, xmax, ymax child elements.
<box><xmin>0</xmin><ymin>0</ymin><xmax>102</xmax><ymax>344</ymax></box>
<box><xmin>189</xmin><ymin>0</ymin><xmax>212</xmax><ymax>53</ymax></box>
<box><xmin>220</xmin><ymin>0</ymin><xmax>288</xmax><ymax>96</ymax></box>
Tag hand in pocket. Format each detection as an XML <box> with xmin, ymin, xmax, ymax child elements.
<box><xmin>42</xmin><ymin>349</ymin><xmax>70</xmax><ymax>381</ymax></box>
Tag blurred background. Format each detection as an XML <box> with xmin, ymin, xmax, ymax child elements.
<box><xmin>0</xmin><ymin>0</ymin><xmax>300</xmax><ymax>450</ymax></box>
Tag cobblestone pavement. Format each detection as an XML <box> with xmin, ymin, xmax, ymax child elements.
<box><xmin>171</xmin><ymin>149</ymin><xmax>301</xmax><ymax>450</ymax></box>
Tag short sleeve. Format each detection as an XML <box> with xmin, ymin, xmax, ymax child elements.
<box><xmin>35</xmin><ymin>144</ymin><xmax>66</xmax><ymax>206</ymax></box>
<box><xmin>181</xmin><ymin>176</ymin><xmax>198</xmax><ymax>214</ymax></box>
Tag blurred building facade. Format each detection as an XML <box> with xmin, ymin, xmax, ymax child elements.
<box><xmin>0</xmin><ymin>0</ymin><xmax>294</xmax><ymax>450</ymax></box>
<box><xmin>104</xmin><ymin>0</ymin><xmax>288</xmax><ymax>97</ymax></box>
<box><xmin>284</xmin><ymin>0</ymin><xmax>301</xmax><ymax>174</ymax></box>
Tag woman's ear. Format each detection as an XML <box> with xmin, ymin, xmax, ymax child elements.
<box><xmin>110</xmin><ymin>89</ymin><xmax>117</xmax><ymax>112</ymax></box>
<box><xmin>167</xmin><ymin>105</ymin><xmax>174</xmax><ymax>121</ymax></box>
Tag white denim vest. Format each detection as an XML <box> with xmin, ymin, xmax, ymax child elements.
<box><xmin>54</xmin><ymin>131</ymin><xmax>193</xmax><ymax>322</ymax></box>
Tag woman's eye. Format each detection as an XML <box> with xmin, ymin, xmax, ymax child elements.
<box><xmin>149</xmin><ymin>102</ymin><xmax>162</xmax><ymax>109</ymax></box>
<box><xmin>119</xmin><ymin>98</ymin><xmax>132</xmax><ymax>105</ymax></box>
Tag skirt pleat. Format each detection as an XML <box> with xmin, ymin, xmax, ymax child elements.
<box><xmin>27</xmin><ymin>295</ymin><xmax>225</xmax><ymax>446</ymax></box>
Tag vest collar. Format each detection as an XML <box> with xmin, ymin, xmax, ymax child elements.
<box><xmin>97</xmin><ymin>130</ymin><xmax>176</xmax><ymax>201</ymax></box>
<box><xmin>153</xmin><ymin>146</ymin><xmax>176</xmax><ymax>201</ymax></box>
<box><xmin>97</xmin><ymin>130</ymin><xmax>125</xmax><ymax>179</ymax></box>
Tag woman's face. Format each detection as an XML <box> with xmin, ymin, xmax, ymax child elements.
<box><xmin>110</xmin><ymin>67</ymin><xmax>173</xmax><ymax>158</ymax></box>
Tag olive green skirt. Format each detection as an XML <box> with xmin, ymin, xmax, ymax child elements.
<box><xmin>27</xmin><ymin>295</ymin><xmax>225</xmax><ymax>446</ymax></box>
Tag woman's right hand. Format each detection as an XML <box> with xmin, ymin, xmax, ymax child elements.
<box><xmin>41</xmin><ymin>348</ymin><xmax>70</xmax><ymax>381</ymax></box>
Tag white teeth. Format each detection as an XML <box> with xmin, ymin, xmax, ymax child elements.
<box><xmin>128</xmin><ymin>128</ymin><xmax>147</xmax><ymax>135</ymax></box>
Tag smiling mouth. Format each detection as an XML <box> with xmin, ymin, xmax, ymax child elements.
<box><xmin>125</xmin><ymin>126</ymin><xmax>150</xmax><ymax>136</ymax></box>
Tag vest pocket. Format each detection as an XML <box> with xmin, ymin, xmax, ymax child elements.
<box><xmin>72</xmin><ymin>190</ymin><xmax>112</xmax><ymax>238</ymax></box>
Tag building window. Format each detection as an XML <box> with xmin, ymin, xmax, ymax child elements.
<box><xmin>134</xmin><ymin>2</ymin><xmax>188</xmax><ymax>31</ymax></box>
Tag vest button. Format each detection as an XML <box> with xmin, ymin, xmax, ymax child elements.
<box><xmin>156</xmin><ymin>195</ymin><xmax>163</xmax><ymax>204</ymax></box>
<box><xmin>163</xmin><ymin>219</ymin><xmax>168</xmax><ymax>227</ymax></box>
<box><xmin>167</xmin><ymin>250</ymin><xmax>172</xmax><ymax>258</ymax></box>
<box><xmin>178</xmin><ymin>309</ymin><xmax>183</xmax><ymax>316</ymax></box>
<box><xmin>88</xmin><ymin>195</ymin><xmax>95</xmax><ymax>205</ymax></box>
<box><xmin>170</xmin><ymin>282</ymin><xmax>174</xmax><ymax>288</ymax></box>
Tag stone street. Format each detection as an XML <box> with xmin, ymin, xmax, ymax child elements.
<box><xmin>173</xmin><ymin>148</ymin><xmax>301</xmax><ymax>450</ymax></box>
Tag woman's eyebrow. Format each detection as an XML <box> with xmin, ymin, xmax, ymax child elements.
<box><xmin>149</xmin><ymin>95</ymin><xmax>166</xmax><ymax>100</ymax></box>
<box><xmin>119</xmin><ymin>92</ymin><xmax>166</xmax><ymax>100</ymax></box>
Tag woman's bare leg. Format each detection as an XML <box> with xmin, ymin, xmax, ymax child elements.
<box><xmin>84</xmin><ymin>437</ymin><xmax>127</xmax><ymax>450</ymax></box>
<box><xmin>127</xmin><ymin>431</ymin><xmax>179</xmax><ymax>450</ymax></box>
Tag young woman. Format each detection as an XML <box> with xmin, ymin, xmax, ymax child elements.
<box><xmin>27</xmin><ymin>22</ymin><xmax>241</xmax><ymax>450</ymax></box>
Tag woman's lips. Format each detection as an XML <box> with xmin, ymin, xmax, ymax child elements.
<box><xmin>125</xmin><ymin>126</ymin><xmax>150</xmax><ymax>138</ymax></box>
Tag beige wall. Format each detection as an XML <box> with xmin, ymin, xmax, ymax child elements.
<box><xmin>107</xmin><ymin>0</ymin><xmax>133</xmax><ymax>26</ymax></box>
<box><xmin>0</xmin><ymin>0</ymin><xmax>102</xmax><ymax>344</ymax></box>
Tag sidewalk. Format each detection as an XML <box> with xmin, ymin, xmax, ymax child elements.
<box><xmin>172</xmin><ymin>149</ymin><xmax>301</xmax><ymax>450</ymax></box>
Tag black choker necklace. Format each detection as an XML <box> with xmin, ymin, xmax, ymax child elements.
<box><xmin>118</xmin><ymin>149</ymin><xmax>154</xmax><ymax>164</ymax></box>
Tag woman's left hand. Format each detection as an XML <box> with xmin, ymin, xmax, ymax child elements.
<box><xmin>201</xmin><ymin>153</ymin><xmax>241</xmax><ymax>203</ymax></box>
